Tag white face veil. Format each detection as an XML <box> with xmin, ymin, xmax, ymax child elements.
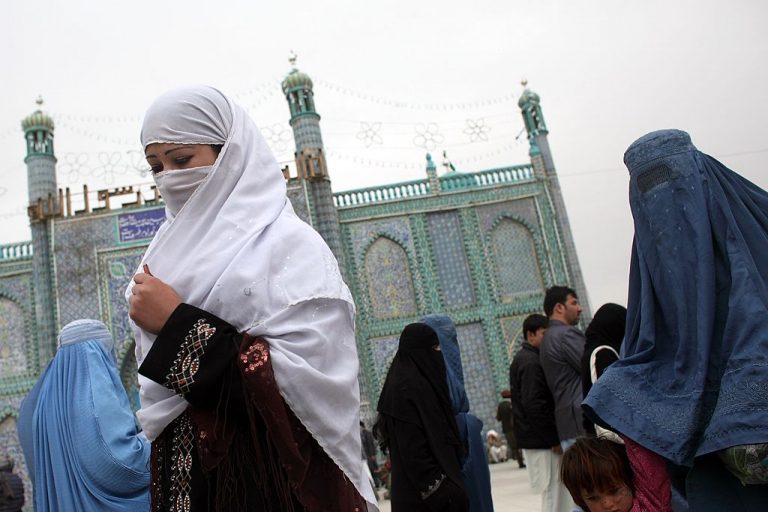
<box><xmin>128</xmin><ymin>86</ymin><xmax>375</xmax><ymax>509</ymax></box>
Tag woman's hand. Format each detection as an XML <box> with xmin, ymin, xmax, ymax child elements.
<box><xmin>129</xmin><ymin>265</ymin><xmax>182</xmax><ymax>334</ymax></box>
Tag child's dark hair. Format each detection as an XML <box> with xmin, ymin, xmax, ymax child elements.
<box><xmin>561</xmin><ymin>437</ymin><xmax>634</xmax><ymax>510</ymax></box>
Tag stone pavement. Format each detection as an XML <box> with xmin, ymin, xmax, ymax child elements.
<box><xmin>375</xmin><ymin>460</ymin><xmax>542</xmax><ymax>511</ymax></box>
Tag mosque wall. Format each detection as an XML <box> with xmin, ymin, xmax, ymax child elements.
<box><xmin>0</xmin><ymin>266</ymin><xmax>36</xmax><ymax>379</ymax></box>
<box><xmin>0</xmin><ymin>255</ymin><xmax>36</xmax><ymax>511</ymax></box>
<box><xmin>338</xmin><ymin>174</ymin><xmax>567</xmax><ymax>434</ymax></box>
<box><xmin>0</xmin><ymin>409</ymin><xmax>31</xmax><ymax>511</ymax></box>
<box><xmin>52</xmin><ymin>208</ymin><xmax>158</xmax><ymax>414</ymax></box>
<box><xmin>53</xmin><ymin>208</ymin><xmax>158</xmax><ymax>358</ymax></box>
<box><xmin>286</xmin><ymin>178</ymin><xmax>312</xmax><ymax>225</ymax></box>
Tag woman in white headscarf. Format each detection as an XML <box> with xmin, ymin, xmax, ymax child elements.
<box><xmin>127</xmin><ymin>86</ymin><xmax>376</xmax><ymax>511</ymax></box>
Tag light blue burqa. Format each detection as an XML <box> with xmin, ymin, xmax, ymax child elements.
<box><xmin>421</xmin><ymin>314</ymin><xmax>494</xmax><ymax>512</ymax></box>
<box><xmin>17</xmin><ymin>319</ymin><xmax>150</xmax><ymax>511</ymax></box>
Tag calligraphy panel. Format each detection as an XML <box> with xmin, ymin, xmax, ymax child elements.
<box><xmin>117</xmin><ymin>208</ymin><xmax>166</xmax><ymax>243</ymax></box>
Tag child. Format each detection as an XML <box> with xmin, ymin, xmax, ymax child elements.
<box><xmin>561</xmin><ymin>436</ymin><xmax>672</xmax><ymax>512</ymax></box>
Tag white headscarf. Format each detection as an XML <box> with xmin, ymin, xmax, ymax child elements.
<box><xmin>127</xmin><ymin>86</ymin><xmax>375</xmax><ymax>508</ymax></box>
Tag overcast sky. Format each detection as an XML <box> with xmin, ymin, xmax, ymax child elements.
<box><xmin>1</xmin><ymin>0</ymin><xmax>766</xmax><ymax>311</ymax></box>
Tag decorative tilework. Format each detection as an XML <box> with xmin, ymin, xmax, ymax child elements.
<box><xmin>0</xmin><ymin>273</ymin><xmax>33</xmax><ymax>306</ymax></box>
<box><xmin>426</xmin><ymin>211</ymin><xmax>475</xmax><ymax>309</ymax></box>
<box><xmin>475</xmin><ymin>198</ymin><xmax>538</xmax><ymax>234</ymax></box>
<box><xmin>409</xmin><ymin>214</ymin><xmax>441</xmax><ymax>312</ymax></box>
<box><xmin>0</xmin><ymin>271</ymin><xmax>36</xmax><ymax>381</ymax></box>
<box><xmin>0</xmin><ymin>299</ymin><xmax>27</xmax><ymax>377</ymax></box>
<box><xmin>349</xmin><ymin>217</ymin><xmax>413</xmax><ymax>261</ymax></box>
<box><xmin>489</xmin><ymin>219</ymin><xmax>544</xmax><ymax>300</ymax></box>
<box><xmin>291</xmin><ymin>116</ymin><xmax>324</xmax><ymax>151</ymax></box>
<box><xmin>287</xmin><ymin>180</ymin><xmax>312</xmax><ymax>225</ymax></box>
<box><xmin>455</xmin><ymin>323</ymin><xmax>498</xmax><ymax>434</ymax></box>
<box><xmin>97</xmin><ymin>247</ymin><xmax>146</xmax><ymax>357</ymax></box>
<box><xmin>369</xmin><ymin>334</ymin><xmax>400</xmax><ymax>393</ymax></box>
<box><xmin>30</xmin><ymin>224</ymin><xmax>56</xmax><ymax>368</ymax></box>
<box><xmin>0</xmin><ymin>415</ymin><xmax>31</xmax><ymax>511</ymax></box>
<box><xmin>55</xmin><ymin>214</ymin><xmax>119</xmax><ymax>326</ymax></box>
<box><xmin>365</xmin><ymin>238</ymin><xmax>417</xmax><ymax>319</ymax></box>
<box><xmin>499</xmin><ymin>315</ymin><xmax>530</xmax><ymax>364</ymax></box>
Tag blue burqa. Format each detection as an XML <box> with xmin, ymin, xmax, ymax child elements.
<box><xmin>421</xmin><ymin>315</ymin><xmax>494</xmax><ymax>512</ymax></box>
<box><xmin>17</xmin><ymin>320</ymin><xmax>150</xmax><ymax>511</ymax></box>
<box><xmin>583</xmin><ymin>129</ymin><xmax>768</xmax><ymax>466</ymax></box>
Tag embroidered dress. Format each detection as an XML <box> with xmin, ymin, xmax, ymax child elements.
<box><xmin>140</xmin><ymin>304</ymin><xmax>368</xmax><ymax>511</ymax></box>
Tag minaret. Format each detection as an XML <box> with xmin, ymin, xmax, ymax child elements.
<box><xmin>519</xmin><ymin>81</ymin><xmax>591</xmax><ymax>316</ymax></box>
<box><xmin>425</xmin><ymin>153</ymin><xmax>440</xmax><ymax>194</ymax></box>
<box><xmin>21</xmin><ymin>97</ymin><xmax>59</xmax><ymax>367</ymax></box>
<box><xmin>281</xmin><ymin>53</ymin><xmax>345</xmax><ymax>267</ymax></box>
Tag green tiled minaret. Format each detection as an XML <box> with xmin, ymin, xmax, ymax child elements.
<box><xmin>281</xmin><ymin>54</ymin><xmax>345</xmax><ymax>270</ymax></box>
<box><xmin>22</xmin><ymin>97</ymin><xmax>58</xmax><ymax>367</ymax></box>
<box><xmin>519</xmin><ymin>81</ymin><xmax>591</xmax><ymax>318</ymax></box>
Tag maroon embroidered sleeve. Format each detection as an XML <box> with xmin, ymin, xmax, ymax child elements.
<box><xmin>622</xmin><ymin>435</ymin><xmax>673</xmax><ymax>512</ymax></box>
<box><xmin>238</xmin><ymin>335</ymin><xmax>369</xmax><ymax>512</ymax></box>
<box><xmin>138</xmin><ymin>303</ymin><xmax>241</xmax><ymax>409</ymax></box>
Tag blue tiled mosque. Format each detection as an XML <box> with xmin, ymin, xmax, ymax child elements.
<box><xmin>0</xmin><ymin>67</ymin><xmax>589</xmax><ymax>505</ymax></box>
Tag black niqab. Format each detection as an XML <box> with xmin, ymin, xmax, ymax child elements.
<box><xmin>581</xmin><ymin>303</ymin><xmax>627</xmax><ymax>397</ymax></box>
<box><xmin>376</xmin><ymin>323</ymin><xmax>463</xmax><ymax>466</ymax></box>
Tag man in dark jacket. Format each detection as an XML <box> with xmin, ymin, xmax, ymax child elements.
<box><xmin>510</xmin><ymin>314</ymin><xmax>574</xmax><ymax>512</ymax></box>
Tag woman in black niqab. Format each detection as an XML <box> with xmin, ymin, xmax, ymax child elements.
<box><xmin>376</xmin><ymin>323</ymin><xmax>469</xmax><ymax>511</ymax></box>
<box><xmin>581</xmin><ymin>303</ymin><xmax>627</xmax><ymax>398</ymax></box>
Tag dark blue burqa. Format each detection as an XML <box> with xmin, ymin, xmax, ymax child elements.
<box><xmin>421</xmin><ymin>315</ymin><xmax>494</xmax><ymax>512</ymax></box>
<box><xmin>584</xmin><ymin>129</ymin><xmax>768</xmax><ymax>467</ymax></box>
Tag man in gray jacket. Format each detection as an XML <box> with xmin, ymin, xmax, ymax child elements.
<box><xmin>539</xmin><ymin>286</ymin><xmax>586</xmax><ymax>450</ymax></box>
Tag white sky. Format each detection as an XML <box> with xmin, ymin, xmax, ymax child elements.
<box><xmin>1</xmin><ymin>0</ymin><xmax>766</xmax><ymax>311</ymax></box>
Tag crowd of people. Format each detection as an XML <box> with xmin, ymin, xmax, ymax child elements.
<box><xmin>6</xmin><ymin>86</ymin><xmax>768</xmax><ymax>512</ymax></box>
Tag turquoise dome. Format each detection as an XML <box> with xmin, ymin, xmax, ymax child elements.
<box><xmin>517</xmin><ymin>87</ymin><xmax>540</xmax><ymax>108</ymax></box>
<box><xmin>22</xmin><ymin>108</ymin><xmax>55</xmax><ymax>133</ymax></box>
<box><xmin>282</xmin><ymin>68</ymin><xmax>314</xmax><ymax>94</ymax></box>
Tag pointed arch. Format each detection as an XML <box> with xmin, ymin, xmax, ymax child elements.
<box><xmin>364</xmin><ymin>236</ymin><xmax>417</xmax><ymax>319</ymax></box>
<box><xmin>488</xmin><ymin>217</ymin><xmax>544</xmax><ymax>301</ymax></box>
<box><xmin>0</xmin><ymin>296</ymin><xmax>28</xmax><ymax>377</ymax></box>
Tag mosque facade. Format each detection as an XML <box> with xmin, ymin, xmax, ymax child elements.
<box><xmin>0</xmin><ymin>66</ymin><xmax>589</xmax><ymax>504</ymax></box>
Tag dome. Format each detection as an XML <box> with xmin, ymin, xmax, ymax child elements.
<box><xmin>517</xmin><ymin>81</ymin><xmax>540</xmax><ymax>108</ymax></box>
<box><xmin>21</xmin><ymin>97</ymin><xmax>55</xmax><ymax>133</ymax></box>
<box><xmin>282</xmin><ymin>68</ymin><xmax>314</xmax><ymax>94</ymax></box>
